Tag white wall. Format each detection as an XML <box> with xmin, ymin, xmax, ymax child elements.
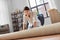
<box><xmin>7</xmin><ymin>0</ymin><xmax>13</xmax><ymax>32</ymax></box>
<box><xmin>0</xmin><ymin>0</ymin><xmax>13</xmax><ymax>32</ymax></box>
<box><xmin>54</xmin><ymin>0</ymin><xmax>60</xmax><ymax>11</ymax></box>
<box><xmin>48</xmin><ymin>0</ymin><xmax>60</xmax><ymax>12</ymax></box>
<box><xmin>12</xmin><ymin>0</ymin><xmax>29</xmax><ymax>12</ymax></box>
<box><xmin>48</xmin><ymin>0</ymin><xmax>57</xmax><ymax>9</ymax></box>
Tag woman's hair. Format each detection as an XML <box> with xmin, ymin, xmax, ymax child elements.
<box><xmin>24</xmin><ymin>6</ymin><xmax>30</xmax><ymax>10</ymax></box>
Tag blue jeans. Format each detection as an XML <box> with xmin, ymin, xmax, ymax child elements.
<box><xmin>38</xmin><ymin>14</ymin><xmax>44</xmax><ymax>26</ymax></box>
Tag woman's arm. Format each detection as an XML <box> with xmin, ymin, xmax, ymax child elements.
<box><xmin>33</xmin><ymin>12</ymin><xmax>37</xmax><ymax>27</ymax></box>
<box><xmin>23</xmin><ymin>15</ymin><xmax>27</xmax><ymax>30</ymax></box>
<box><xmin>23</xmin><ymin>24</ymin><xmax>27</xmax><ymax>30</ymax></box>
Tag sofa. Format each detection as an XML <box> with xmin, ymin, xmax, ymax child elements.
<box><xmin>0</xmin><ymin>24</ymin><xmax>9</xmax><ymax>34</ymax></box>
<box><xmin>48</xmin><ymin>9</ymin><xmax>60</xmax><ymax>23</ymax></box>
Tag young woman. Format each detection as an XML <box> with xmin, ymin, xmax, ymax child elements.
<box><xmin>23</xmin><ymin>6</ymin><xmax>40</xmax><ymax>30</ymax></box>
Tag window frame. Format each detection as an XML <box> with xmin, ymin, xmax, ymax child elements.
<box><xmin>28</xmin><ymin>0</ymin><xmax>49</xmax><ymax>17</ymax></box>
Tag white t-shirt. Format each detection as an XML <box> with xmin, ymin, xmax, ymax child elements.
<box><xmin>23</xmin><ymin>12</ymin><xmax>41</xmax><ymax>29</ymax></box>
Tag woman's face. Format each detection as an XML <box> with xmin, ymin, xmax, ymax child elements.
<box><xmin>24</xmin><ymin>10</ymin><xmax>30</xmax><ymax>15</ymax></box>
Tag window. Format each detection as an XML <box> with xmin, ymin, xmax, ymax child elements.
<box><xmin>28</xmin><ymin>0</ymin><xmax>50</xmax><ymax>17</ymax></box>
<box><xmin>29</xmin><ymin>0</ymin><xmax>36</xmax><ymax>7</ymax></box>
<box><xmin>36</xmin><ymin>0</ymin><xmax>43</xmax><ymax>5</ymax></box>
<box><xmin>38</xmin><ymin>5</ymin><xmax>47</xmax><ymax>17</ymax></box>
<box><xmin>45</xmin><ymin>3</ymin><xmax>50</xmax><ymax>16</ymax></box>
<box><xmin>44</xmin><ymin>0</ymin><xmax>48</xmax><ymax>3</ymax></box>
<box><xmin>32</xmin><ymin>8</ymin><xmax>37</xmax><ymax>12</ymax></box>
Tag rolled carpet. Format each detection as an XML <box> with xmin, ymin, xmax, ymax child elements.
<box><xmin>0</xmin><ymin>22</ymin><xmax>60</xmax><ymax>40</ymax></box>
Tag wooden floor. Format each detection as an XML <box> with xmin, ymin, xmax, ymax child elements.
<box><xmin>19</xmin><ymin>34</ymin><xmax>60</xmax><ymax>40</ymax></box>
